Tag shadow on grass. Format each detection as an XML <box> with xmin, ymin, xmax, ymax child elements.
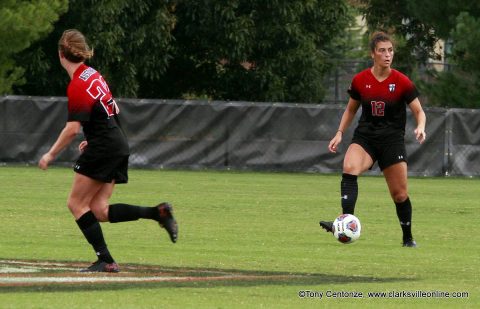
<box><xmin>0</xmin><ymin>259</ymin><xmax>414</xmax><ymax>293</ymax></box>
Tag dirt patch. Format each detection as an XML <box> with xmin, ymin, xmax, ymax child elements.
<box><xmin>0</xmin><ymin>259</ymin><xmax>297</xmax><ymax>287</ymax></box>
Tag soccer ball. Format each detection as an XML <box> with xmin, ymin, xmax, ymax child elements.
<box><xmin>333</xmin><ymin>214</ymin><xmax>361</xmax><ymax>244</ymax></box>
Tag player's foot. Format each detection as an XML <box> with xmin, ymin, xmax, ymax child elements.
<box><xmin>80</xmin><ymin>260</ymin><xmax>119</xmax><ymax>273</ymax></box>
<box><xmin>402</xmin><ymin>238</ymin><xmax>417</xmax><ymax>248</ymax></box>
<box><xmin>319</xmin><ymin>221</ymin><xmax>334</xmax><ymax>233</ymax></box>
<box><xmin>157</xmin><ymin>202</ymin><xmax>178</xmax><ymax>243</ymax></box>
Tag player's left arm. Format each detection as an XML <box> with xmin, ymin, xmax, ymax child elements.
<box><xmin>408</xmin><ymin>98</ymin><xmax>426</xmax><ymax>144</ymax></box>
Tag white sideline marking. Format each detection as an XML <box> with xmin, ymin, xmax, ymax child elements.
<box><xmin>0</xmin><ymin>275</ymin><xmax>289</xmax><ymax>284</ymax></box>
<box><xmin>0</xmin><ymin>267</ymin><xmax>40</xmax><ymax>273</ymax></box>
<box><xmin>0</xmin><ymin>276</ymin><xmax>184</xmax><ymax>284</ymax></box>
<box><xmin>0</xmin><ymin>264</ymin><xmax>77</xmax><ymax>273</ymax></box>
<box><xmin>0</xmin><ymin>260</ymin><xmax>67</xmax><ymax>266</ymax></box>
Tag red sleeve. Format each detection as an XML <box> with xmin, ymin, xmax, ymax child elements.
<box><xmin>67</xmin><ymin>82</ymin><xmax>92</xmax><ymax>122</ymax></box>
<box><xmin>398</xmin><ymin>73</ymin><xmax>419</xmax><ymax>104</ymax></box>
<box><xmin>347</xmin><ymin>73</ymin><xmax>362</xmax><ymax>101</ymax></box>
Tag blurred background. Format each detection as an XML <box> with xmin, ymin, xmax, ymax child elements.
<box><xmin>1</xmin><ymin>0</ymin><xmax>479</xmax><ymax>176</ymax></box>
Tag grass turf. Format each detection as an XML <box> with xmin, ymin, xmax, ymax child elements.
<box><xmin>0</xmin><ymin>166</ymin><xmax>478</xmax><ymax>308</ymax></box>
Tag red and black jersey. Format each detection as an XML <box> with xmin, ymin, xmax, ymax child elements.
<box><xmin>67</xmin><ymin>64</ymin><xmax>129</xmax><ymax>157</ymax></box>
<box><xmin>348</xmin><ymin>68</ymin><xmax>419</xmax><ymax>144</ymax></box>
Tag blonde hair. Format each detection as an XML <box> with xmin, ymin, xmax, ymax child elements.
<box><xmin>58</xmin><ymin>29</ymin><xmax>93</xmax><ymax>63</ymax></box>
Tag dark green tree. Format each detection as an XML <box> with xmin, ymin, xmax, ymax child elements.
<box><xmin>15</xmin><ymin>0</ymin><xmax>175</xmax><ymax>98</ymax></box>
<box><xmin>406</xmin><ymin>0</ymin><xmax>480</xmax><ymax>38</ymax></box>
<box><xmin>359</xmin><ymin>0</ymin><xmax>480</xmax><ymax>107</ymax></box>
<box><xmin>16</xmin><ymin>0</ymin><xmax>353</xmax><ymax>103</ymax></box>
<box><xmin>406</xmin><ymin>1</ymin><xmax>480</xmax><ymax>107</ymax></box>
<box><xmin>156</xmin><ymin>0</ymin><xmax>353</xmax><ymax>103</ymax></box>
<box><xmin>357</xmin><ymin>0</ymin><xmax>439</xmax><ymax>75</ymax></box>
<box><xmin>0</xmin><ymin>0</ymin><xmax>67</xmax><ymax>94</ymax></box>
<box><xmin>420</xmin><ymin>12</ymin><xmax>480</xmax><ymax>107</ymax></box>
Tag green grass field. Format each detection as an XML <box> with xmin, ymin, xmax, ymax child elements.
<box><xmin>0</xmin><ymin>166</ymin><xmax>478</xmax><ymax>308</ymax></box>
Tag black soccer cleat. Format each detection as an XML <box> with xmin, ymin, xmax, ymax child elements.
<box><xmin>157</xmin><ymin>202</ymin><xmax>178</xmax><ymax>243</ymax></box>
<box><xmin>402</xmin><ymin>239</ymin><xmax>417</xmax><ymax>248</ymax></box>
<box><xmin>319</xmin><ymin>221</ymin><xmax>334</xmax><ymax>233</ymax></box>
<box><xmin>80</xmin><ymin>260</ymin><xmax>119</xmax><ymax>273</ymax></box>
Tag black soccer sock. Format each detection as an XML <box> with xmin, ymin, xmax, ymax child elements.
<box><xmin>341</xmin><ymin>173</ymin><xmax>358</xmax><ymax>215</ymax></box>
<box><xmin>395</xmin><ymin>197</ymin><xmax>413</xmax><ymax>241</ymax></box>
<box><xmin>76</xmin><ymin>211</ymin><xmax>114</xmax><ymax>263</ymax></box>
<box><xmin>108</xmin><ymin>203</ymin><xmax>158</xmax><ymax>223</ymax></box>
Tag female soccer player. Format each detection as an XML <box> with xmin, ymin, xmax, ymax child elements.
<box><xmin>319</xmin><ymin>31</ymin><xmax>426</xmax><ymax>247</ymax></box>
<box><xmin>39</xmin><ymin>29</ymin><xmax>178</xmax><ymax>272</ymax></box>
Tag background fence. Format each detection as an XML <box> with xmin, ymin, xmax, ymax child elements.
<box><xmin>1</xmin><ymin>95</ymin><xmax>479</xmax><ymax>177</ymax></box>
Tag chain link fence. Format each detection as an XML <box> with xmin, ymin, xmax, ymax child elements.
<box><xmin>1</xmin><ymin>95</ymin><xmax>478</xmax><ymax>177</ymax></box>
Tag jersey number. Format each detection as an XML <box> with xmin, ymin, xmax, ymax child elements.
<box><xmin>371</xmin><ymin>101</ymin><xmax>385</xmax><ymax>117</ymax></box>
<box><xmin>87</xmin><ymin>77</ymin><xmax>119</xmax><ymax>116</ymax></box>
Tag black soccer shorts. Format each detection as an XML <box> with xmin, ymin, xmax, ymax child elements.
<box><xmin>74</xmin><ymin>154</ymin><xmax>129</xmax><ymax>184</ymax></box>
<box><xmin>351</xmin><ymin>136</ymin><xmax>407</xmax><ymax>171</ymax></box>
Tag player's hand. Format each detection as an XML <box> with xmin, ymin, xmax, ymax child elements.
<box><xmin>328</xmin><ymin>132</ymin><xmax>343</xmax><ymax>153</ymax></box>
<box><xmin>79</xmin><ymin>141</ymin><xmax>88</xmax><ymax>153</ymax></box>
<box><xmin>414</xmin><ymin>127</ymin><xmax>426</xmax><ymax>144</ymax></box>
<box><xmin>38</xmin><ymin>153</ymin><xmax>54</xmax><ymax>170</ymax></box>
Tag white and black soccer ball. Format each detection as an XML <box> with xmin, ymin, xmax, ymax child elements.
<box><xmin>333</xmin><ymin>214</ymin><xmax>361</xmax><ymax>244</ymax></box>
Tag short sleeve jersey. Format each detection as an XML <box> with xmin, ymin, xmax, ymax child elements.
<box><xmin>67</xmin><ymin>64</ymin><xmax>129</xmax><ymax>157</ymax></box>
<box><xmin>348</xmin><ymin>68</ymin><xmax>419</xmax><ymax>144</ymax></box>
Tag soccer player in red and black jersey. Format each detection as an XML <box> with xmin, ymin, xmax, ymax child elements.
<box><xmin>319</xmin><ymin>31</ymin><xmax>426</xmax><ymax>247</ymax></box>
<box><xmin>38</xmin><ymin>29</ymin><xmax>178</xmax><ymax>272</ymax></box>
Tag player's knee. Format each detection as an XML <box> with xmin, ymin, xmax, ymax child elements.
<box><xmin>89</xmin><ymin>202</ymin><xmax>109</xmax><ymax>222</ymax></box>
<box><xmin>391</xmin><ymin>192</ymin><xmax>408</xmax><ymax>203</ymax></box>
<box><xmin>67</xmin><ymin>195</ymin><xmax>81</xmax><ymax>212</ymax></box>
<box><xmin>67</xmin><ymin>197</ymin><xmax>90</xmax><ymax>218</ymax></box>
<box><xmin>91</xmin><ymin>209</ymin><xmax>108</xmax><ymax>222</ymax></box>
<box><xmin>343</xmin><ymin>163</ymin><xmax>360</xmax><ymax>175</ymax></box>
<box><xmin>67</xmin><ymin>198</ymin><xmax>74</xmax><ymax>212</ymax></box>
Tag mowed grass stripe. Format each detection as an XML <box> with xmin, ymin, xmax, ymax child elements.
<box><xmin>0</xmin><ymin>166</ymin><xmax>478</xmax><ymax>308</ymax></box>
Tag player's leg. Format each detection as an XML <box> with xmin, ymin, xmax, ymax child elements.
<box><xmin>88</xmin><ymin>181</ymin><xmax>178</xmax><ymax>243</ymax></box>
<box><xmin>90</xmin><ymin>183</ymin><xmax>169</xmax><ymax>224</ymax></box>
<box><xmin>320</xmin><ymin>143</ymin><xmax>373</xmax><ymax>232</ymax></box>
<box><xmin>383</xmin><ymin>162</ymin><xmax>416</xmax><ymax>247</ymax></box>
<box><xmin>88</xmin><ymin>181</ymin><xmax>115</xmax><ymax>222</ymax></box>
<box><xmin>341</xmin><ymin>143</ymin><xmax>374</xmax><ymax>214</ymax></box>
<box><xmin>110</xmin><ymin>155</ymin><xmax>177</xmax><ymax>242</ymax></box>
<box><xmin>108</xmin><ymin>201</ymin><xmax>178</xmax><ymax>243</ymax></box>
<box><xmin>90</xmin><ymin>155</ymin><xmax>159</xmax><ymax>224</ymax></box>
<box><xmin>68</xmin><ymin>173</ymin><xmax>118</xmax><ymax>271</ymax></box>
<box><xmin>383</xmin><ymin>161</ymin><xmax>408</xmax><ymax>203</ymax></box>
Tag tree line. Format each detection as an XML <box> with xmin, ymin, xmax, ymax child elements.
<box><xmin>1</xmin><ymin>0</ymin><xmax>479</xmax><ymax>107</ymax></box>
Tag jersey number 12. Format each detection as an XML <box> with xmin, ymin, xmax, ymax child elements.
<box><xmin>371</xmin><ymin>101</ymin><xmax>385</xmax><ymax>117</ymax></box>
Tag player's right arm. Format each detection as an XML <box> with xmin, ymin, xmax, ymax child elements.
<box><xmin>328</xmin><ymin>98</ymin><xmax>360</xmax><ymax>153</ymax></box>
<box><xmin>39</xmin><ymin>121</ymin><xmax>82</xmax><ymax>170</ymax></box>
